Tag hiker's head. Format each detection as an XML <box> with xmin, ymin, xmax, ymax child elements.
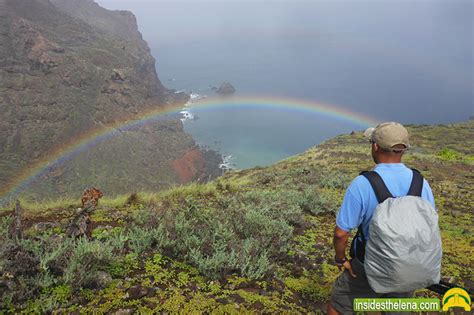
<box><xmin>364</xmin><ymin>122</ymin><xmax>410</xmax><ymax>164</ymax></box>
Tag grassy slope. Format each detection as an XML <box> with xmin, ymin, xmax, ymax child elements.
<box><xmin>1</xmin><ymin>120</ymin><xmax>473</xmax><ymax>313</ymax></box>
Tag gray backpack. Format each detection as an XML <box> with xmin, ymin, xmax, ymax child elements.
<box><xmin>353</xmin><ymin>169</ymin><xmax>442</xmax><ymax>293</ymax></box>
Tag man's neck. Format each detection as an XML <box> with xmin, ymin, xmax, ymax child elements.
<box><xmin>376</xmin><ymin>157</ymin><xmax>403</xmax><ymax>164</ymax></box>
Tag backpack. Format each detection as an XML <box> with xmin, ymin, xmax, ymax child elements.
<box><xmin>349</xmin><ymin>169</ymin><xmax>442</xmax><ymax>293</ymax></box>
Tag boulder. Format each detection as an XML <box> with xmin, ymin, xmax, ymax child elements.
<box><xmin>126</xmin><ymin>285</ymin><xmax>150</xmax><ymax>300</ymax></box>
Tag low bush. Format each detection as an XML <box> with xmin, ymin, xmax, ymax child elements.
<box><xmin>0</xmin><ymin>186</ymin><xmax>328</xmax><ymax>309</ymax></box>
<box><xmin>62</xmin><ymin>238</ymin><xmax>114</xmax><ymax>288</ymax></box>
<box><xmin>290</xmin><ymin>187</ymin><xmax>336</xmax><ymax>215</ymax></box>
<box><xmin>152</xmin><ymin>189</ymin><xmax>304</xmax><ymax>279</ymax></box>
<box><xmin>318</xmin><ymin>171</ymin><xmax>351</xmax><ymax>189</ymax></box>
<box><xmin>437</xmin><ymin>148</ymin><xmax>460</xmax><ymax>161</ymax></box>
<box><xmin>0</xmin><ymin>218</ymin><xmax>115</xmax><ymax>309</ymax></box>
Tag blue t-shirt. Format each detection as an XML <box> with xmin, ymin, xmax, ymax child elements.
<box><xmin>336</xmin><ymin>163</ymin><xmax>436</xmax><ymax>240</ymax></box>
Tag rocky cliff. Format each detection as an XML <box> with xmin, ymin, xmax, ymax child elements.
<box><xmin>0</xmin><ymin>0</ymin><xmax>221</xmax><ymax>201</ymax></box>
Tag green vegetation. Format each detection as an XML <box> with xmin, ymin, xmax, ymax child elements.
<box><xmin>438</xmin><ymin>148</ymin><xmax>461</xmax><ymax>161</ymax></box>
<box><xmin>1</xmin><ymin>120</ymin><xmax>473</xmax><ymax>313</ymax></box>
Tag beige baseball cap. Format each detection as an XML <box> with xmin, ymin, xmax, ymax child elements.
<box><xmin>364</xmin><ymin>122</ymin><xmax>410</xmax><ymax>152</ymax></box>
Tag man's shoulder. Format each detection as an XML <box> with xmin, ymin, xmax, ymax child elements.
<box><xmin>350</xmin><ymin>172</ymin><xmax>372</xmax><ymax>187</ymax></box>
<box><xmin>346</xmin><ymin>174</ymin><xmax>372</xmax><ymax>197</ymax></box>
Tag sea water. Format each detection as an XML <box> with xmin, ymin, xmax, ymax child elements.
<box><xmin>99</xmin><ymin>1</ymin><xmax>472</xmax><ymax>169</ymax></box>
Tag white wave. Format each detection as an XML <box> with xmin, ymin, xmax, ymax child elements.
<box><xmin>219</xmin><ymin>155</ymin><xmax>235</xmax><ymax>170</ymax></box>
<box><xmin>180</xmin><ymin>110</ymin><xmax>194</xmax><ymax>122</ymax></box>
<box><xmin>181</xmin><ymin>93</ymin><xmax>208</xmax><ymax>121</ymax></box>
<box><xmin>189</xmin><ymin>92</ymin><xmax>207</xmax><ymax>101</ymax></box>
<box><xmin>183</xmin><ymin>93</ymin><xmax>207</xmax><ymax>108</ymax></box>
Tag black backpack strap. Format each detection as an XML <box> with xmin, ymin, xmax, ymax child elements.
<box><xmin>360</xmin><ymin>171</ymin><xmax>393</xmax><ymax>203</ymax></box>
<box><xmin>407</xmin><ymin>168</ymin><xmax>423</xmax><ymax>197</ymax></box>
<box><xmin>349</xmin><ymin>171</ymin><xmax>374</xmax><ymax>263</ymax></box>
<box><xmin>349</xmin><ymin>222</ymin><xmax>366</xmax><ymax>263</ymax></box>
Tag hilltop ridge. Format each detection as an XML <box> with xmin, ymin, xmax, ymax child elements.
<box><xmin>1</xmin><ymin>121</ymin><xmax>472</xmax><ymax>313</ymax></box>
<box><xmin>50</xmin><ymin>0</ymin><xmax>147</xmax><ymax>42</ymax></box>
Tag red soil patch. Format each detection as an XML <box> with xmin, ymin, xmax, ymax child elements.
<box><xmin>171</xmin><ymin>148</ymin><xmax>206</xmax><ymax>183</ymax></box>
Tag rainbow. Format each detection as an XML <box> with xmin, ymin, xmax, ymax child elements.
<box><xmin>0</xmin><ymin>96</ymin><xmax>380</xmax><ymax>202</ymax></box>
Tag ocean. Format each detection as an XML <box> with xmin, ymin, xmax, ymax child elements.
<box><xmin>99</xmin><ymin>0</ymin><xmax>473</xmax><ymax>169</ymax></box>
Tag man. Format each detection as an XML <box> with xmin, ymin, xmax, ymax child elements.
<box><xmin>327</xmin><ymin>122</ymin><xmax>436</xmax><ymax>315</ymax></box>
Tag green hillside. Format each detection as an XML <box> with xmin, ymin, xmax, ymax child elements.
<box><xmin>1</xmin><ymin>120</ymin><xmax>473</xmax><ymax>313</ymax></box>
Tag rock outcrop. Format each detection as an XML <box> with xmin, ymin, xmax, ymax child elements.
<box><xmin>215</xmin><ymin>82</ymin><xmax>236</xmax><ymax>96</ymax></box>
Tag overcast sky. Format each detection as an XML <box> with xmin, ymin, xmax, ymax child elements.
<box><xmin>94</xmin><ymin>0</ymin><xmax>472</xmax><ymax>122</ymax></box>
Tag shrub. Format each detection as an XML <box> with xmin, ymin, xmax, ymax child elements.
<box><xmin>36</xmin><ymin>236</ymin><xmax>73</xmax><ymax>273</ymax></box>
<box><xmin>151</xmin><ymin>223</ymin><xmax>174</xmax><ymax>250</ymax></box>
<box><xmin>0</xmin><ymin>185</ymin><xmax>310</xmax><ymax>308</ymax></box>
<box><xmin>0</xmin><ymin>215</ymin><xmax>13</xmax><ymax>237</ymax></box>
<box><xmin>291</xmin><ymin>187</ymin><xmax>335</xmax><ymax>215</ymax></box>
<box><xmin>0</xmin><ymin>215</ymin><xmax>121</xmax><ymax>308</ymax></box>
<box><xmin>150</xmin><ymin>189</ymin><xmax>304</xmax><ymax>279</ymax></box>
<box><xmin>438</xmin><ymin>148</ymin><xmax>460</xmax><ymax>161</ymax></box>
<box><xmin>107</xmin><ymin>252</ymin><xmax>139</xmax><ymax>277</ymax></box>
<box><xmin>101</xmin><ymin>227</ymin><xmax>128</xmax><ymax>252</ymax></box>
<box><xmin>62</xmin><ymin>238</ymin><xmax>114</xmax><ymax>289</ymax></box>
<box><xmin>318</xmin><ymin>171</ymin><xmax>351</xmax><ymax>189</ymax></box>
<box><xmin>239</xmin><ymin>239</ymin><xmax>271</xmax><ymax>279</ymax></box>
<box><xmin>127</xmin><ymin>226</ymin><xmax>156</xmax><ymax>254</ymax></box>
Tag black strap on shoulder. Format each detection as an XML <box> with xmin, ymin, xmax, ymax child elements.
<box><xmin>360</xmin><ymin>171</ymin><xmax>393</xmax><ymax>203</ymax></box>
<box><xmin>407</xmin><ymin>168</ymin><xmax>423</xmax><ymax>197</ymax></box>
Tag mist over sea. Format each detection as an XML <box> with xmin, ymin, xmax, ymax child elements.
<box><xmin>98</xmin><ymin>1</ymin><xmax>472</xmax><ymax>169</ymax></box>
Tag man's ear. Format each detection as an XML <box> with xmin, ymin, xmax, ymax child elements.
<box><xmin>373</xmin><ymin>143</ymin><xmax>380</xmax><ymax>152</ymax></box>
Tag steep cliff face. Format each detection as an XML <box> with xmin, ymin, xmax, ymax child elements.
<box><xmin>0</xmin><ymin>0</ymin><xmax>221</xmax><ymax>200</ymax></box>
<box><xmin>50</xmin><ymin>0</ymin><xmax>145</xmax><ymax>40</ymax></box>
<box><xmin>49</xmin><ymin>0</ymin><xmax>164</xmax><ymax>95</ymax></box>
